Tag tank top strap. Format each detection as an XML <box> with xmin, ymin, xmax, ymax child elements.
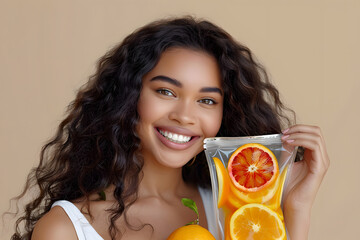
<box><xmin>52</xmin><ymin>200</ymin><xmax>103</xmax><ymax>240</ymax></box>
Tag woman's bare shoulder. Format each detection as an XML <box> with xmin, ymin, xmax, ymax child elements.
<box><xmin>31</xmin><ymin>206</ymin><xmax>77</xmax><ymax>240</ymax></box>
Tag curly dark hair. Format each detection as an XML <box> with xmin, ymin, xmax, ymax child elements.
<box><xmin>10</xmin><ymin>16</ymin><xmax>294</xmax><ymax>239</ymax></box>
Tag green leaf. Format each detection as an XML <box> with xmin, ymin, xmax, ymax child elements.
<box><xmin>181</xmin><ymin>198</ymin><xmax>199</xmax><ymax>215</ymax></box>
<box><xmin>181</xmin><ymin>198</ymin><xmax>199</xmax><ymax>225</ymax></box>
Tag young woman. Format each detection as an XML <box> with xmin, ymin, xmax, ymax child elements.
<box><xmin>11</xmin><ymin>17</ymin><xmax>329</xmax><ymax>240</ymax></box>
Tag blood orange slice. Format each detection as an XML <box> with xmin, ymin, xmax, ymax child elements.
<box><xmin>228</xmin><ymin>143</ymin><xmax>279</xmax><ymax>193</ymax></box>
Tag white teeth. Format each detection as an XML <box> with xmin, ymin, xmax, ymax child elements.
<box><xmin>173</xmin><ymin>134</ymin><xmax>179</xmax><ymax>141</ymax></box>
<box><xmin>158</xmin><ymin>129</ymin><xmax>192</xmax><ymax>143</ymax></box>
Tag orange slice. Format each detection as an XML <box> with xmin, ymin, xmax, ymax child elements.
<box><xmin>213</xmin><ymin>157</ymin><xmax>231</xmax><ymax>208</ymax></box>
<box><xmin>213</xmin><ymin>157</ymin><xmax>245</xmax><ymax>211</ymax></box>
<box><xmin>263</xmin><ymin>166</ymin><xmax>289</xmax><ymax>213</ymax></box>
<box><xmin>229</xmin><ymin>203</ymin><xmax>286</xmax><ymax>240</ymax></box>
<box><xmin>228</xmin><ymin>143</ymin><xmax>279</xmax><ymax>193</ymax></box>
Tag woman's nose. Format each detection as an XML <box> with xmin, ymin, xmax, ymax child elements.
<box><xmin>168</xmin><ymin>100</ymin><xmax>196</xmax><ymax>125</ymax></box>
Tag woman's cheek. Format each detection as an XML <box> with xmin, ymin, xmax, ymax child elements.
<box><xmin>203</xmin><ymin>107</ymin><xmax>223</xmax><ymax>138</ymax></box>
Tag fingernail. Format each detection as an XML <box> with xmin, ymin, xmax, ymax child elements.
<box><xmin>286</xmin><ymin>139</ymin><xmax>295</xmax><ymax>143</ymax></box>
<box><xmin>282</xmin><ymin>128</ymin><xmax>289</xmax><ymax>134</ymax></box>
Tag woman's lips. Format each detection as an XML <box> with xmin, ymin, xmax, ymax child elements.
<box><xmin>155</xmin><ymin>127</ymin><xmax>200</xmax><ymax>150</ymax></box>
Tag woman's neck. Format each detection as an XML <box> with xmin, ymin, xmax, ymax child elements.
<box><xmin>138</xmin><ymin>158</ymin><xmax>193</xmax><ymax>200</ymax></box>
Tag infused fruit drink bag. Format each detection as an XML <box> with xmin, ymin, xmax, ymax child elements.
<box><xmin>204</xmin><ymin>134</ymin><xmax>297</xmax><ymax>240</ymax></box>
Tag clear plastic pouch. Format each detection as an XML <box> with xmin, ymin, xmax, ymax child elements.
<box><xmin>204</xmin><ymin>134</ymin><xmax>297</xmax><ymax>240</ymax></box>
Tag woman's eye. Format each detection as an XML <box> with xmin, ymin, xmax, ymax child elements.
<box><xmin>199</xmin><ymin>98</ymin><xmax>216</xmax><ymax>105</ymax></box>
<box><xmin>157</xmin><ymin>89</ymin><xmax>175</xmax><ymax>97</ymax></box>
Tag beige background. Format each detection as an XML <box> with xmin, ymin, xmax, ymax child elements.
<box><xmin>1</xmin><ymin>0</ymin><xmax>359</xmax><ymax>239</ymax></box>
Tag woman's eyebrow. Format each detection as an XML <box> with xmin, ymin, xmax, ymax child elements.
<box><xmin>150</xmin><ymin>75</ymin><xmax>182</xmax><ymax>87</ymax></box>
<box><xmin>200</xmin><ymin>87</ymin><xmax>223</xmax><ymax>96</ymax></box>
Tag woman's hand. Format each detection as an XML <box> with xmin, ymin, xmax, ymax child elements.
<box><xmin>281</xmin><ymin>124</ymin><xmax>330</xmax><ymax>240</ymax></box>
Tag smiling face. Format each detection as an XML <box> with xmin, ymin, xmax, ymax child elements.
<box><xmin>137</xmin><ymin>48</ymin><xmax>223</xmax><ymax>169</ymax></box>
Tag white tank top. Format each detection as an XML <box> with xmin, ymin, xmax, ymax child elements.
<box><xmin>51</xmin><ymin>187</ymin><xmax>217</xmax><ymax>240</ymax></box>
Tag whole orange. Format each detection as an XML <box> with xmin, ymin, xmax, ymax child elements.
<box><xmin>167</xmin><ymin>224</ymin><xmax>215</xmax><ymax>240</ymax></box>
